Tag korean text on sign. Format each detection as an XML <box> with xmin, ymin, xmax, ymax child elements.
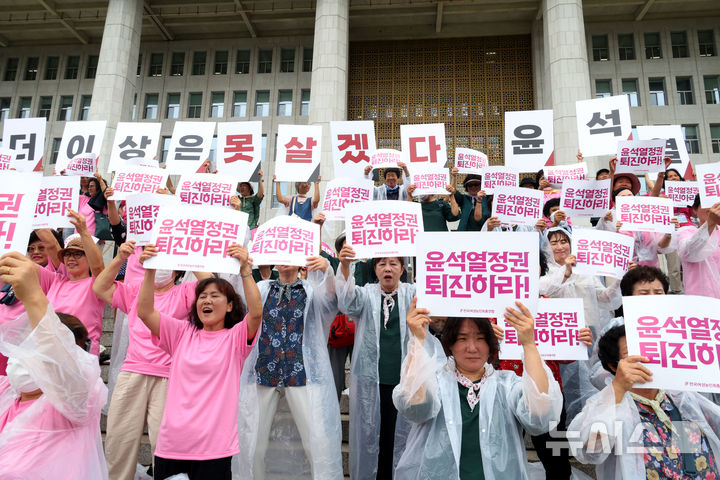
<box><xmin>544</xmin><ymin>163</ymin><xmax>588</xmax><ymax>187</ymax></box>
<box><xmin>249</xmin><ymin>215</ymin><xmax>320</xmax><ymax>267</ymax></box>
<box><xmin>215</xmin><ymin>121</ymin><xmax>262</xmax><ymax>180</ymax></box>
<box><xmin>571</xmin><ymin>228</ymin><xmax>634</xmax><ymax>279</ymax></box>
<box><xmin>575</xmin><ymin>95</ymin><xmax>631</xmax><ymax>157</ymax></box>
<box><xmin>400</xmin><ymin>123</ymin><xmax>447</xmax><ymax>166</ymax></box>
<box><xmin>638</xmin><ymin>125</ymin><xmax>691</xmax><ymax>180</ymax></box>
<box><xmin>177</xmin><ymin>173</ymin><xmax>234</xmax><ymax>208</ymax></box>
<box><xmin>491</xmin><ymin>186</ymin><xmax>544</xmax><ymax>227</ymax></box>
<box><xmin>665</xmin><ymin>181</ymin><xmax>699</xmax><ymax>208</ymax></box>
<box><xmin>0</xmin><ymin>148</ymin><xmax>17</xmax><ymax>171</ymax></box>
<box><xmin>0</xmin><ymin>172</ymin><xmax>42</xmax><ymax>255</ymax></box>
<box><xmin>454</xmin><ymin>148</ymin><xmax>488</xmax><ymax>175</ymax></box>
<box><xmin>480</xmin><ymin>166</ymin><xmax>518</xmax><ymax>194</ymax></box>
<box><xmin>345</xmin><ymin>200</ymin><xmax>423</xmax><ymax>258</ymax></box>
<box><xmin>695</xmin><ymin>162</ymin><xmax>720</xmax><ymax>208</ymax></box>
<box><xmin>145</xmin><ymin>205</ymin><xmax>249</xmax><ymax>274</ymax></box>
<box><xmin>164</xmin><ymin>122</ymin><xmax>217</xmax><ymax>176</ymax></box>
<box><xmin>615</xmin><ymin>139</ymin><xmax>666</xmax><ymax>175</ymax></box>
<box><xmin>624</xmin><ymin>295</ymin><xmax>720</xmax><ymax>393</ymax></box>
<box><xmin>1</xmin><ymin>118</ymin><xmax>46</xmax><ymax>173</ymax></box>
<box><xmin>321</xmin><ymin>177</ymin><xmax>373</xmax><ymax>221</ymax></box>
<box><xmin>615</xmin><ymin>196</ymin><xmax>674</xmax><ymax>234</ymax></box>
<box><xmin>126</xmin><ymin>193</ymin><xmax>180</xmax><ymax>246</ymax></box>
<box><xmin>560</xmin><ymin>179</ymin><xmax>611</xmax><ymax>218</ymax></box>
<box><xmin>110</xmin><ymin>166</ymin><xmax>168</xmax><ymax>200</ymax></box>
<box><xmin>500</xmin><ymin>298</ymin><xmax>588</xmax><ymax>361</ymax></box>
<box><xmin>415</xmin><ymin>231</ymin><xmax>539</xmax><ymax>317</ymax></box>
<box><xmin>370</xmin><ymin>149</ymin><xmax>401</xmax><ymax>170</ymax></box>
<box><xmin>410</xmin><ymin>171</ymin><xmax>450</xmax><ymax>196</ymax></box>
<box><xmin>330</xmin><ymin>120</ymin><xmax>376</xmax><ymax>179</ymax></box>
<box><xmin>33</xmin><ymin>176</ymin><xmax>79</xmax><ymax>229</ymax></box>
<box><xmin>504</xmin><ymin>109</ymin><xmax>554</xmax><ymax>172</ymax></box>
<box><xmin>275</xmin><ymin>124</ymin><xmax>323</xmax><ymax>182</ymax></box>
<box><xmin>109</xmin><ymin>122</ymin><xmax>161</xmax><ymax>172</ymax></box>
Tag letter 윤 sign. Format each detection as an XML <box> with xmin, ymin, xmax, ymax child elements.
<box><xmin>504</xmin><ymin>109</ymin><xmax>554</xmax><ymax>171</ymax></box>
<box><xmin>164</xmin><ymin>121</ymin><xmax>216</xmax><ymax>175</ymax></box>
<box><xmin>274</xmin><ymin>124</ymin><xmax>323</xmax><ymax>182</ymax></box>
<box><xmin>1</xmin><ymin>118</ymin><xmax>46</xmax><ymax>172</ymax></box>
<box><xmin>108</xmin><ymin>122</ymin><xmax>162</xmax><ymax>172</ymax></box>
<box><xmin>330</xmin><ymin>120</ymin><xmax>375</xmax><ymax>179</ymax></box>
<box><xmin>55</xmin><ymin>121</ymin><xmax>107</xmax><ymax>176</ymax></box>
<box><xmin>215</xmin><ymin>121</ymin><xmax>263</xmax><ymax>181</ymax></box>
<box><xmin>575</xmin><ymin>95</ymin><xmax>631</xmax><ymax>157</ymax></box>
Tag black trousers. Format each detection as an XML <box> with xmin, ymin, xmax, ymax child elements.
<box><xmin>377</xmin><ymin>383</ymin><xmax>399</xmax><ymax>480</ymax></box>
<box><xmin>530</xmin><ymin>395</ymin><xmax>571</xmax><ymax>480</ymax></box>
<box><xmin>154</xmin><ymin>456</ymin><xmax>232</xmax><ymax>480</ymax></box>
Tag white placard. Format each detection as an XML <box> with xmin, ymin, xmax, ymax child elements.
<box><xmin>401</xmin><ymin>123</ymin><xmax>447</xmax><ymax>168</ymax></box>
<box><xmin>615</xmin><ymin>139</ymin><xmax>666</xmax><ymax>175</ymax></box>
<box><xmin>321</xmin><ymin>177</ymin><xmax>374</xmax><ymax>221</ymax></box>
<box><xmin>695</xmin><ymin>162</ymin><xmax>720</xmax><ymax>208</ymax></box>
<box><xmin>330</xmin><ymin>120</ymin><xmax>375</xmax><ymax>179</ymax></box>
<box><xmin>370</xmin><ymin>149</ymin><xmax>401</xmax><ymax>170</ymax></box>
<box><xmin>32</xmin><ymin>176</ymin><xmax>79</xmax><ymax>229</ymax></box>
<box><xmin>0</xmin><ymin>172</ymin><xmax>42</xmax><ymax>255</ymax></box>
<box><xmin>637</xmin><ymin>125</ymin><xmax>691</xmax><ymax>179</ymax></box>
<box><xmin>560</xmin><ymin>179</ymin><xmax>612</xmax><ymax>218</ymax></box>
<box><xmin>409</xmin><ymin>171</ymin><xmax>450</xmax><ymax>196</ymax></box>
<box><xmin>164</xmin><ymin>121</ymin><xmax>217</xmax><ymax>175</ymax></box>
<box><xmin>126</xmin><ymin>193</ymin><xmax>181</xmax><ymax>246</ymax></box>
<box><xmin>624</xmin><ymin>295</ymin><xmax>720</xmax><ymax>393</ymax></box>
<box><xmin>572</xmin><ymin>228</ymin><xmax>634</xmax><ymax>279</ymax></box>
<box><xmin>249</xmin><ymin>215</ymin><xmax>320</xmax><ymax>267</ymax></box>
<box><xmin>480</xmin><ymin>166</ymin><xmax>519</xmax><ymax>194</ymax></box>
<box><xmin>108</xmin><ymin>122</ymin><xmax>162</xmax><ymax>172</ymax></box>
<box><xmin>491</xmin><ymin>186</ymin><xmax>544</xmax><ymax>227</ymax></box>
<box><xmin>504</xmin><ymin>109</ymin><xmax>554</xmax><ymax>171</ymax></box>
<box><xmin>665</xmin><ymin>181</ymin><xmax>699</xmax><ymax>208</ymax></box>
<box><xmin>110</xmin><ymin>165</ymin><xmax>168</xmax><ymax>201</ymax></box>
<box><xmin>145</xmin><ymin>205</ymin><xmax>248</xmax><ymax>274</ymax></box>
<box><xmin>575</xmin><ymin>95</ymin><xmax>632</xmax><ymax>157</ymax></box>
<box><xmin>544</xmin><ymin>163</ymin><xmax>588</xmax><ymax>187</ymax></box>
<box><xmin>616</xmin><ymin>196</ymin><xmax>674</xmax><ymax>234</ymax></box>
<box><xmin>1</xmin><ymin>118</ymin><xmax>46</xmax><ymax>172</ymax></box>
<box><xmin>176</xmin><ymin>173</ymin><xmax>236</xmax><ymax>208</ymax></box>
<box><xmin>345</xmin><ymin>200</ymin><xmax>423</xmax><ymax>258</ymax></box>
<box><xmin>215</xmin><ymin>121</ymin><xmax>263</xmax><ymax>181</ymax></box>
<box><xmin>274</xmin><ymin>124</ymin><xmax>323</xmax><ymax>182</ymax></box>
<box><xmin>55</xmin><ymin>121</ymin><xmax>106</xmax><ymax>175</ymax></box>
<box><xmin>454</xmin><ymin>148</ymin><xmax>488</xmax><ymax>175</ymax></box>
<box><xmin>416</xmin><ymin>231</ymin><xmax>539</xmax><ymax>317</ymax></box>
<box><xmin>0</xmin><ymin>147</ymin><xmax>17</xmax><ymax>171</ymax></box>
<box><xmin>500</xmin><ymin>298</ymin><xmax>588</xmax><ymax>361</ymax></box>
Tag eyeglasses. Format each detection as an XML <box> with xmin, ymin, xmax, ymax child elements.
<box><xmin>63</xmin><ymin>251</ymin><xmax>85</xmax><ymax>260</ymax></box>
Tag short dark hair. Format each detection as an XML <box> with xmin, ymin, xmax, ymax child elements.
<box><xmin>28</xmin><ymin>229</ymin><xmax>63</xmax><ymax>248</ymax></box>
<box><xmin>334</xmin><ymin>233</ymin><xmax>346</xmax><ymax>255</ymax></box>
<box><xmin>612</xmin><ymin>187</ymin><xmax>632</xmax><ymax>199</ymax></box>
<box><xmin>619</xmin><ymin>266</ymin><xmax>669</xmax><ymax>296</ymax></box>
<box><xmin>87</xmin><ymin>177</ymin><xmax>103</xmax><ymax>193</ymax></box>
<box><xmin>598</xmin><ymin>325</ymin><xmax>625</xmax><ymax>375</ymax></box>
<box><xmin>384</xmin><ymin>168</ymin><xmax>401</xmax><ymax>179</ymax></box>
<box><xmin>441</xmin><ymin>318</ymin><xmax>500</xmax><ymax>368</ymax></box>
<box><xmin>596</xmin><ymin>168</ymin><xmax>610</xmax><ymax>177</ymax></box>
<box><xmin>519</xmin><ymin>177</ymin><xmax>537</xmax><ymax>189</ymax></box>
<box><xmin>547</xmin><ymin>229</ymin><xmax>570</xmax><ymax>245</ymax></box>
<box><xmin>535</xmin><ymin>169</ymin><xmax>545</xmax><ymax>184</ymax></box>
<box><xmin>693</xmin><ymin>193</ymin><xmax>701</xmax><ymax>210</ymax></box>
<box><xmin>543</xmin><ymin>198</ymin><xmax>560</xmax><ymax>218</ymax></box>
<box><xmin>57</xmin><ymin>312</ymin><xmax>89</xmax><ymax>349</ymax></box>
<box><xmin>371</xmin><ymin>256</ymin><xmax>405</xmax><ymax>270</ymax></box>
<box><xmin>190</xmin><ymin>278</ymin><xmax>246</xmax><ymax>330</ymax></box>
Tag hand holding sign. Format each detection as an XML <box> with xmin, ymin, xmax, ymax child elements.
<box><xmin>612</xmin><ymin>356</ymin><xmax>653</xmax><ymax>401</ymax></box>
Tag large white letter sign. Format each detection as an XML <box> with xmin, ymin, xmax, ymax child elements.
<box><xmin>109</xmin><ymin>122</ymin><xmax>162</xmax><ymax>172</ymax></box>
<box><xmin>345</xmin><ymin>200</ymin><xmax>423</xmax><ymax>258</ymax></box>
<box><xmin>504</xmin><ymin>109</ymin><xmax>554</xmax><ymax>171</ymax></box>
<box><xmin>56</xmin><ymin>121</ymin><xmax>107</xmax><ymax>175</ymax></box>
<box><xmin>1</xmin><ymin>118</ymin><xmax>46</xmax><ymax>172</ymax></box>
<box><xmin>400</xmin><ymin>123</ymin><xmax>447</xmax><ymax>168</ymax></box>
<box><xmin>275</xmin><ymin>124</ymin><xmax>323</xmax><ymax>182</ymax></box>
<box><xmin>249</xmin><ymin>215</ymin><xmax>320</xmax><ymax>267</ymax></box>
<box><xmin>576</xmin><ymin>95</ymin><xmax>631</xmax><ymax>157</ymax></box>
<box><xmin>164</xmin><ymin>122</ymin><xmax>216</xmax><ymax>175</ymax></box>
<box><xmin>330</xmin><ymin>120</ymin><xmax>376</xmax><ymax>179</ymax></box>
<box><xmin>215</xmin><ymin>121</ymin><xmax>263</xmax><ymax>181</ymax></box>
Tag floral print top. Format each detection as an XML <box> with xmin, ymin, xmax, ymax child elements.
<box><xmin>635</xmin><ymin>393</ymin><xmax>718</xmax><ymax>480</ymax></box>
<box><xmin>255</xmin><ymin>280</ymin><xmax>307</xmax><ymax>387</ymax></box>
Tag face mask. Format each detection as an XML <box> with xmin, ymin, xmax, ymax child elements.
<box><xmin>6</xmin><ymin>358</ymin><xmax>39</xmax><ymax>393</ymax></box>
<box><xmin>154</xmin><ymin>269</ymin><xmax>175</xmax><ymax>286</ymax></box>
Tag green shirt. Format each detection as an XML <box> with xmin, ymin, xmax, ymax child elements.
<box><xmin>453</xmin><ymin>191</ymin><xmax>490</xmax><ymax>231</ymax></box>
<box><xmin>378</xmin><ymin>293</ymin><xmax>401</xmax><ymax>385</ymax></box>
<box><xmin>458</xmin><ymin>383</ymin><xmax>485</xmax><ymax>480</ymax></box>
<box><xmin>420</xmin><ymin>199</ymin><xmax>460</xmax><ymax>232</ymax></box>
<box><xmin>238</xmin><ymin>194</ymin><xmax>262</xmax><ymax>229</ymax></box>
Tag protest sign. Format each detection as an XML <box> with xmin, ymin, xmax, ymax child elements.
<box><xmin>560</xmin><ymin>179</ymin><xmax>611</xmax><ymax>218</ymax></box>
<box><xmin>544</xmin><ymin>163</ymin><xmax>588</xmax><ymax>187</ymax></box>
<box><xmin>616</xmin><ymin>196</ymin><xmax>674</xmax><ymax>234</ymax></box>
<box><xmin>249</xmin><ymin>215</ymin><xmax>320</xmax><ymax>267</ymax></box>
<box><xmin>55</xmin><ymin>121</ymin><xmax>106</xmax><ymax>175</ymax></box>
<box><xmin>615</xmin><ymin>139</ymin><xmax>666</xmax><ymax>175</ymax></box>
<box><xmin>321</xmin><ymin>177</ymin><xmax>374</xmax><ymax>221</ymax></box>
<box><xmin>177</xmin><ymin>173</ymin><xmax>235</xmax><ymax>208</ymax></box>
<box><xmin>0</xmin><ymin>172</ymin><xmax>42</xmax><ymax>255</ymax></box>
<box><xmin>110</xmin><ymin>166</ymin><xmax>168</xmax><ymax>201</ymax></box>
<box><xmin>500</xmin><ymin>298</ymin><xmax>588</xmax><ymax>361</ymax></box>
<box><xmin>275</xmin><ymin>124</ymin><xmax>323</xmax><ymax>182</ymax></box>
<box><xmin>345</xmin><ymin>200</ymin><xmax>423</xmax><ymax>258</ymax></box>
<box><xmin>0</xmin><ymin>147</ymin><xmax>16</xmax><ymax>171</ymax></box>
<box><xmin>409</xmin><ymin>171</ymin><xmax>450</xmax><ymax>196</ymax></box>
<box><xmin>145</xmin><ymin>205</ymin><xmax>248</xmax><ymax>274</ymax></box>
<box><xmin>321</xmin><ymin>242</ymin><xmax>337</xmax><ymax>258</ymax></box>
<box><xmin>126</xmin><ymin>193</ymin><xmax>181</xmax><ymax>246</ymax></box>
<box><xmin>370</xmin><ymin>149</ymin><xmax>401</xmax><ymax>170</ymax></box>
<box><xmin>215</xmin><ymin>121</ymin><xmax>263</xmax><ymax>181</ymax></box>
<box><xmin>572</xmin><ymin>228</ymin><xmax>634</xmax><ymax>279</ymax></box>
<box><xmin>491</xmin><ymin>186</ymin><xmax>544</xmax><ymax>227</ymax></box>
<box><xmin>164</xmin><ymin>122</ymin><xmax>216</xmax><ymax>175</ymax></box>
<box><xmin>330</xmin><ymin>121</ymin><xmax>375</xmax><ymax>179</ymax></box>
<box><xmin>108</xmin><ymin>122</ymin><xmax>162</xmax><ymax>172</ymax></box>
<box><xmin>624</xmin><ymin>295</ymin><xmax>720</xmax><ymax>393</ymax></box>
<box><xmin>32</xmin><ymin>176</ymin><xmax>79</xmax><ymax>229</ymax></box>
<box><xmin>504</xmin><ymin>109</ymin><xmax>554</xmax><ymax>171</ymax></box>
<box><xmin>400</xmin><ymin>123</ymin><xmax>447</xmax><ymax>167</ymax></box>
<box><xmin>665</xmin><ymin>180</ymin><xmax>699</xmax><ymax>208</ymax></box>
<box><xmin>416</xmin><ymin>231</ymin><xmax>539</xmax><ymax>317</ymax></box>
<box><xmin>454</xmin><ymin>148</ymin><xmax>488</xmax><ymax>175</ymax></box>
<box><xmin>480</xmin><ymin>166</ymin><xmax>518</xmax><ymax>194</ymax></box>
<box><xmin>575</xmin><ymin>95</ymin><xmax>632</xmax><ymax>157</ymax></box>
<box><xmin>1</xmin><ymin>118</ymin><xmax>45</xmax><ymax>172</ymax></box>
<box><xmin>127</xmin><ymin>157</ymin><xmax>161</xmax><ymax>168</ymax></box>
<box><xmin>695</xmin><ymin>162</ymin><xmax>720</xmax><ymax>208</ymax></box>
<box><xmin>637</xmin><ymin>125</ymin><xmax>691</xmax><ymax>179</ymax></box>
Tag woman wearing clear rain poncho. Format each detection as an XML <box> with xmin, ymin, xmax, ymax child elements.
<box><xmin>0</xmin><ymin>251</ymin><xmax>108</xmax><ymax>478</ymax></box>
<box><xmin>392</xmin><ymin>297</ymin><xmax>562</xmax><ymax>479</ymax></box>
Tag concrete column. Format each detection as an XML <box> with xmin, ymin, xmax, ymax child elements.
<box><xmin>543</xmin><ymin>0</ymin><xmax>591</xmax><ymax>165</ymax></box>
<box><xmin>89</xmin><ymin>0</ymin><xmax>143</xmax><ymax>173</ymax></box>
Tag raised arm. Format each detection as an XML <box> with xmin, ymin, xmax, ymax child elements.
<box><xmin>105</xmin><ymin>187</ymin><xmax>121</xmax><ymax>226</ymax></box>
<box><xmin>504</xmin><ymin>301</ymin><xmax>548</xmax><ymax>394</ymax></box>
<box><xmin>312</xmin><ymin>177</ymin><xmax>321</xmax><ymax>209</ymax></box>
<box><xmin>0</xmin><ymin>252</ymin><xmax>48</xmax><ymax>328</ymax></box>
<box><xmin>35</xmin><ymin>228</ymin><xmax>62</xmax><ymax>269</ymax></box>
<box><xmin>274</xmin><ymin>175</ymin><xmax>289</xmax><ymax>207</ymax></box>
<box><xmin>68</xmin><ymin>209</ymin><xmax>104</xmax><ymax>278</ymax></box>
<box><xmin>136</xmin><ymin>247</ymin><xmax>161</xmax><ymax>337</ymax></box>
<box><xmin>256</xmin><ymin>170</ymin><xmax>265</xmax><ymax>200</ymax></box>
<box><xmin>92</xmin><ymin>241</ymin><xmax>135</xmax><ymax>304</ymax></box>
<box><xmin>227</xmin><ymin>244</ymin><xmax>262</xmax><ymax>339</ymax></box>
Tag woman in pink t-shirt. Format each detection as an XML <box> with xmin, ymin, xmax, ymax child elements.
<box><xmin>137</xmin><ymin>244</ymin><xmax>262</xmax><ymax>480</ymax></box>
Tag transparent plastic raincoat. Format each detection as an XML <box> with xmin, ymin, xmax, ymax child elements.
<box><xmin>392</xmin><ymin>335</ymin><xmax>563</xmax><ymax>479</ymax></box>
<box><xmin>234</xmin><ymin>266</ymin><xmax>343</xmax><ymax>480</ymax></box>
<box><xmin>335</xmin><ymin>266</ymin><xmax>416</xmax><ymax>480</ymax></box>
<box><xmin>0</xmin><ymin>306</ymin><xmax>108</xmax><ymax>478</ymax></box>
<box><xmin>569</xmin><ymin>383</ymin><xmax>720</xmax><ymax>479</ymax></box>
<box><xmin>677</xmin><ymin>223</ymin><xmax>720</xmax><ymax>298</ymax></box>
